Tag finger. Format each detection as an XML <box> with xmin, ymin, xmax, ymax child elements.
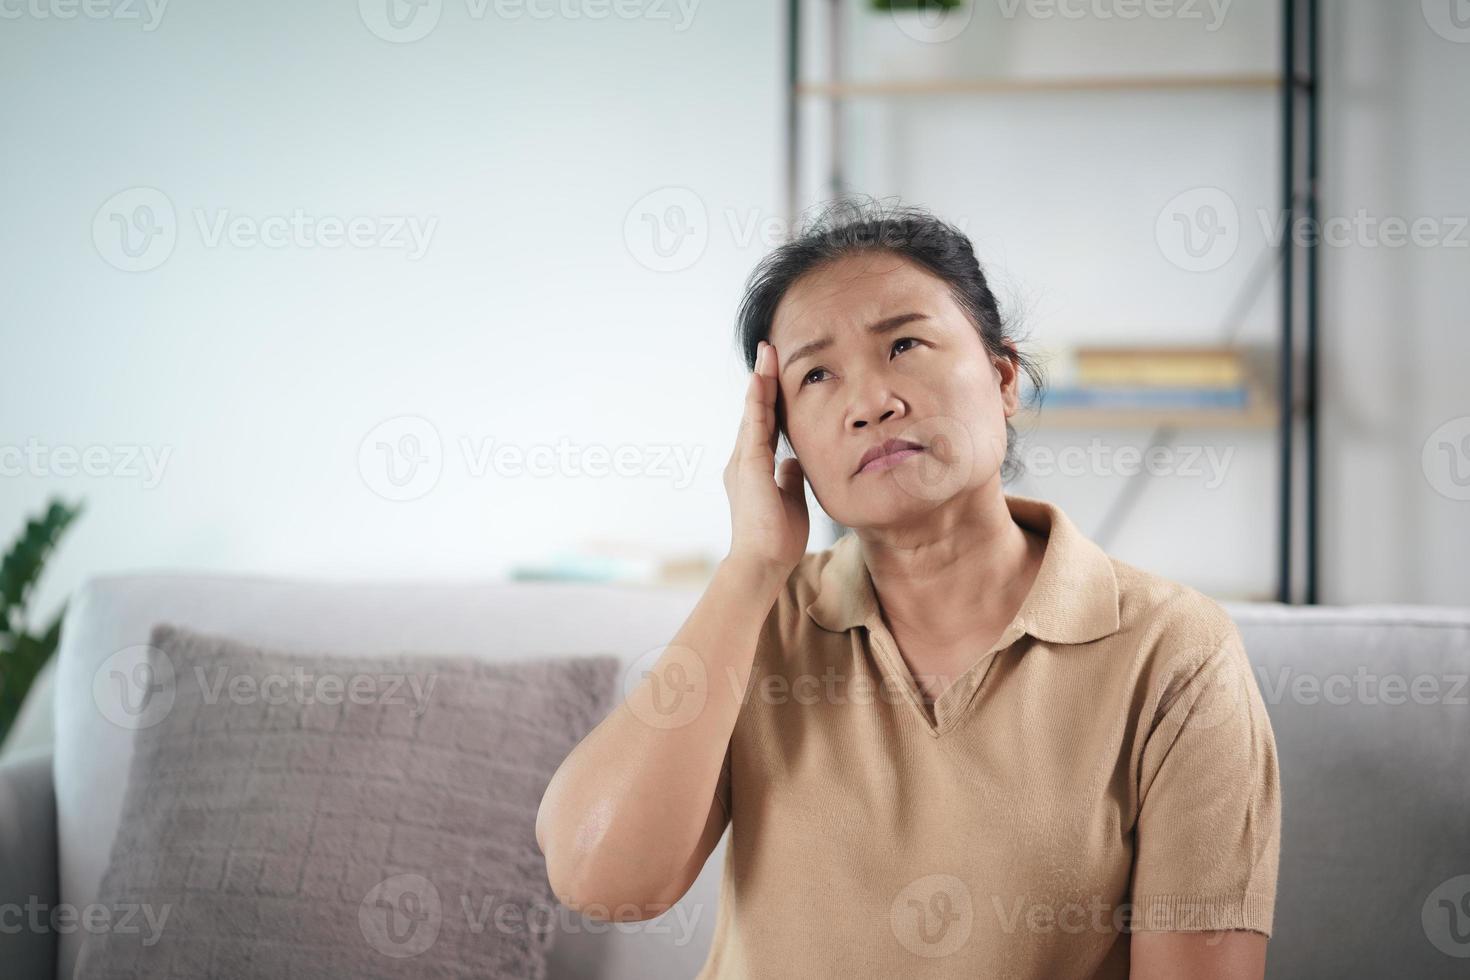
<box><xmin>760</xmin><ymin>342</ymin><xmax>782</xmax><ymax>457</ymax></box>
<box><xmin>738</xmin><ymin>343</ymin><xmax>775</xmax><ymax>464</ymax></box>
<box><xmin>775</xmin><ymin>455</ymin><xmax>805</xmax><ymax>502</ymax></box>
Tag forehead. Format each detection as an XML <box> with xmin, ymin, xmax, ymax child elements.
<box><xmin>769</xmin><ymin>251</ymin><xmax>956</xmax><ymax>345</ymax></box>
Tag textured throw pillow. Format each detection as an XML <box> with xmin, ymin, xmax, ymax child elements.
<box><xmin>74</xmin><ymin>622</ymin><xmax>620</xmax><ymax>980</ymax></box>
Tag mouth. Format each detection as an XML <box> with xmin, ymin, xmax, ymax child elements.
<box><xmin>856</xmin><ymin>439</ymin><xmax>927</xmax><ymax>476</ymax></box>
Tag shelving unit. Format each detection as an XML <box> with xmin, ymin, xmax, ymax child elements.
<box><xmin>786</xmin><ymin>0</ymin><xmax>1322</xmax><ymax>604</ymax></box>
<box><xmin>795</xmin><ymin>72</ymin><xmax>1286</xmax><ymax>99</ymax></box>
<box><xmin>1021</xmin><ymin>382</ymin><xmax>1280</xmax><ymax>432</ymax></box>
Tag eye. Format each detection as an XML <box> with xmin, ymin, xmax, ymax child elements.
<box><xmin>805</xmin><ymin>334</ymin><xmax>917</xmax><ymax>384</ymax></box>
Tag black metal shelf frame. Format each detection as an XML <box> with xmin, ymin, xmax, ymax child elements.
<box><xmin>785</xmin><ymin>0</ymin><xmax>1322</xmax><ymax>605</ymax></box>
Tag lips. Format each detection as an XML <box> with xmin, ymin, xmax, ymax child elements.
<box><xmin>858</xmin><ymin>443</ymin><xmax>923</xmax><ymax>476</ymax></box>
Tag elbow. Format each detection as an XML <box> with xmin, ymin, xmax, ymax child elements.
<box><xmin>544</xmin><ymin>860</ymin><xmax>673</xmax><ymax>922</ymax></box>
<box><xmin>541</xmin><ymin>844</ymin><xmax>679</xmax><ymax>923</ymax></box>
<box><xmin>536</xmin><ymin>796</ymin><xmax>581</xmax><ymax>910</ymax></box>
<box><xmin>535</xmin><ymin>796</ymin><xmax>681</xmax><ymax>921</ymax></box>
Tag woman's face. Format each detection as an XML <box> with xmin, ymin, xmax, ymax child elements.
<box><xmin>767</xmin><ymin>250</ymin><xmax>1022</xmax><ymax>530</ymax></box>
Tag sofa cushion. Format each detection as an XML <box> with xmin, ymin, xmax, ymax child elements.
<box><xmin>73</xmin><ymin>622</ymin><xmax>618</xmax><ymax>979</ymax></box>
<box><xmin>53</xmin><ymin>574</ymin><xmax>713</xmax><ymax>980</ymax></box>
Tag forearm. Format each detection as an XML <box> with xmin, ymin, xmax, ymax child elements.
<box><xmin>535</xmin><ymin>555</ymin><xmax>785</xmax><ymax>915</ymax></box>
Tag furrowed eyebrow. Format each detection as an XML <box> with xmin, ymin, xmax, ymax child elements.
<box><xmin>780</xmin><ymin>312</ymin><xmax>929</xmax><ymax>379</ymax></box>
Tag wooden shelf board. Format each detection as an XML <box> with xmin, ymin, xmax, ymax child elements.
<box><xmin>1018</xmin><ymin>390</ymin><xmax>1279</xmax><ymax>429</ymax></box>
<box><xmin>797</xmin><ymin>73</ymin><xmax>1283</xmax><ymax>99</ymax></box>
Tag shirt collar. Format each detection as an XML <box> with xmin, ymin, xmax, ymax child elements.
<box><xmin>803</xmin><ymin>492</ymin><xmax>1122</xmax><ymax>646</ymax></box>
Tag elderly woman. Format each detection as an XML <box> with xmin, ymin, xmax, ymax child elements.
<box><xmin>537</xmin><ymin>198</ymin><xmax>1280</xmax><ymax>980</ymax></box>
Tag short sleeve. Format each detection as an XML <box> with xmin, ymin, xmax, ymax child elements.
<box><xmin>714</xmin><ymin>737</ymin><xmax>733</xmax><ymax>823</ymax></box>
<box><xmin>1130</xmin><ymin>623</ymin><xmax>1281</xmax><ymax>937</ymax></box>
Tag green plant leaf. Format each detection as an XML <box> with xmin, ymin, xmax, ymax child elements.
<box><xmin>0</xmin><ymin>497</ymin><xmax>83</xmax><ymax>743</ymax></box>
<box><xmin>0</xmin><ymin>498</ymin><xmax>83</xmax><ymax>641</ymax></box>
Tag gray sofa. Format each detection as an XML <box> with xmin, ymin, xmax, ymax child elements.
<box><xmin>2</xmin><ymin>572</ymin><xmax>1467</xmax><ymax>978</ymax></box>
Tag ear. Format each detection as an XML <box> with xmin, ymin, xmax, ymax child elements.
<box><xmin>994</xmin><ymin>346</ymin><xmax>1022</xmax><ymax>417</ymax></box>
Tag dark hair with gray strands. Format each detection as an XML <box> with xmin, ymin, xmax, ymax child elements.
<box><xmin>733</xmin><ymin>195</ymin><xmax>1046</xmax><ymax>483</ymax></box>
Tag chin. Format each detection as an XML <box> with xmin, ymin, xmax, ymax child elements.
<box><xmin>831</xmin><ymin>485</ymin><xmax>951</xmax><ymax>529</ymax></box>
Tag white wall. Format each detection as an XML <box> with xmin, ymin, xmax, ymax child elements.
<box><xmin>1</xmin><ymin>0</ymin><xmax>787</xmax><ymax>622</ymax></box>
<box><xmin>1322</xmin><ymin>0</ymin><xmax>1470</xmax><ymax>605</ymax></box>
<box><xmin>2</xmin><ymin>0</ymin><xmax>1465</xmax><ymax>627</ymax></box>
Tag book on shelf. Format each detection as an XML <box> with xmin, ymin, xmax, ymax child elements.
<box><xmin>1072</xmin><ymin>344</ymin><xmax>1247</xmax><ymax>388</ymax></box>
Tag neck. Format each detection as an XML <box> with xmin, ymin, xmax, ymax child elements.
<box><xmin>855</xmin><ymin>482</ymin><xmax>1043</xmax><ymax>648</ymax></box>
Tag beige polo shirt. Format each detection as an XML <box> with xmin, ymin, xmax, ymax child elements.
<box><xmin>695</xmin><ymin>492</ymin><xmax>1280</xmax><ymax>979</ymax></box>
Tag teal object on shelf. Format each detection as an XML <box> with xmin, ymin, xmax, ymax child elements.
<box><xmin>1040</xmin><ymin>385</ymin><xmax>1249</xmax><ymax>409</ymax></box>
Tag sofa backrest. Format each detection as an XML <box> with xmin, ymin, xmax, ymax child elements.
<box><xmin>53</xmin><ymin>572</ymin><xmax>716</xmax><ymax>980</ymax></box>
<box><xmin>53</xmin><ymin>574</ymin><xmax>1470</xmax><ymax>978</ymax></box>
<box><xmin>1220</xmin><ymin>600</ymin><xmax>1470</xmax><ymax>978</ymax></box>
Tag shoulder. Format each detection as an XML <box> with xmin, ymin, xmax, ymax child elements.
<box><xmin>1107</xmin><ymin>555</ymin><xmax>1248</xmax><ymax>704</ymax></box>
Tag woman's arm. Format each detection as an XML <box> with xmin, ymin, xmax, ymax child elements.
<box><xmin>534</xmin><ymin>554</ymin><xmax>785</xmax><ymax>920</ymax></box>
<box><xmin>1130</xmin><ymin>929</ymin><xmax>1267</xmax><ymax>979</ymax></box>
<box><xmin>537</xmin><ymin>339</ymin><xmax>808</xmax><ymax>922</ymax></box>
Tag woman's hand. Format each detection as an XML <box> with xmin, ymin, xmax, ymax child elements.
<box><xmin>723</xmin><ymin>339</ymin><xmax>809</xmax><ymax>576</ymax></box>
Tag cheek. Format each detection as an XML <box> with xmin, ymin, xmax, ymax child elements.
<box><xmin>933</xmin><ymin>363</ymin><xmax>1010</xmax><ymax>473</ymax></box>
<box><xmin>936</xmin><ymin>359</ymin><xmax>1000</xmax><ymax>421</ymax></box>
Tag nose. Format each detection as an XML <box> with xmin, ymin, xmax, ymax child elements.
<box><xmin>850</xmin><ymin>388</ymin><xmax>906</xmax><ymax>431</ymax></box>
